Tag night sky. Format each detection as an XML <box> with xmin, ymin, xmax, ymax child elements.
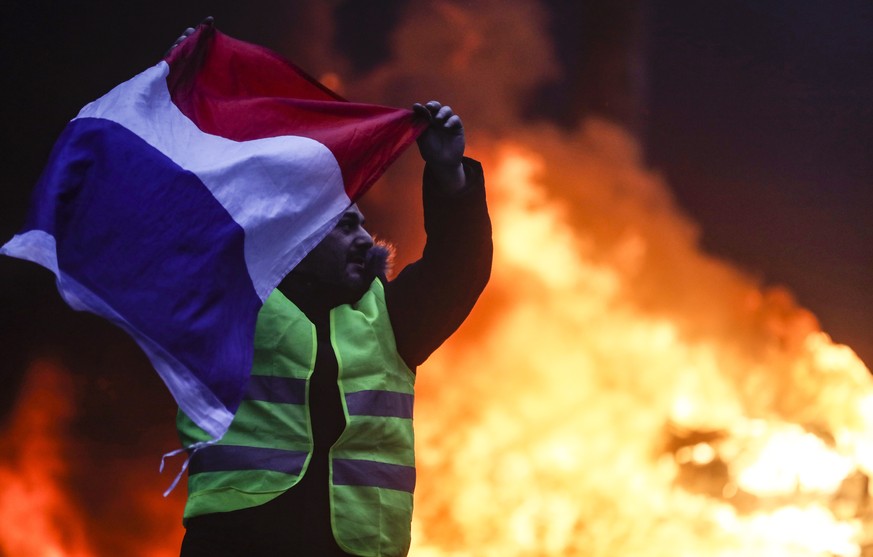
<box><xmin>646</xmin><ymin>1</ymin><xmax>873</xmax><ymax>367</ymax></box>
<box><xmin>2</xmin><ymin>0</ymin><xmax>872</xmax><ymax>419</ymax></box>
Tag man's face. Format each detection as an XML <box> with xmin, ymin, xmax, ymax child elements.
<box><xmin>294</xmin><ymin>205</ymin><xmax>375</xmax><ymax>295</ymax></box>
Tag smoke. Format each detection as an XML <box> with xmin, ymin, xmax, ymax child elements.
<box><xmin>351</xmin><ymin>0</ymin><xmax>558</xmax><ymax>131</ymax></box>
<box><xmin>342</xmin><ymin>0</ymin><xmax>561</xmax><ymax>265</ymax></box>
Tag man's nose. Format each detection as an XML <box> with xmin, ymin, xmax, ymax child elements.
<box><xmin>354</xmin><ymin>229</ymin><xmax>374</xmax><ymax>250</ymax></box>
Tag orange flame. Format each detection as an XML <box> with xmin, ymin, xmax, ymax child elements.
<box><xmin>5</xmin><ymin>124</ymin><xmax>872</xmax><ymax>557</ymax></box>
<box><xmin>0</xmin><ymin>360</ymin><xmax>94</xmax><ymax>557</ymax></box>
<box><xmin>0</xmin><ymin>360</ymin><xmax>185</xmax><ymax>557</ymax></box>
<box><xmin>409</xmin><ymin>128</ymin><xmax>873</xmax><ymax>556</ymax></box>
<box><xmin>4</xmin><ymin>130</ymin><xmax>872</xmax><ymax>556</ymax></box>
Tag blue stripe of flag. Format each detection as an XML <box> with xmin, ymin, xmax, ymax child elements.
<box><xmin>24</xmin><ymin>117</ymin><xmax>260</xmax><ymax>413</ymax></box>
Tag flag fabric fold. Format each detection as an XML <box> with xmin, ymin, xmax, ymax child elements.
<box><xmin>1</xmin><ymin>23</ymin><xmax>425</xmax><ymax>440</ymax></box>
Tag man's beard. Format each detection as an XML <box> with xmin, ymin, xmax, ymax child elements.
<box><xmin>327</xmin><ymin>240</ymin><xmax>394</xmax><ymax>305</ymax></box>
<box><xmin>280</xmin><ymin>240</ymin><xmax>396</xmax><ymax>307</ymax></box>
<box><xmin>364</xmin><ymin>240</ymin><xmax>395</xmax><ymax>279</ymax></box>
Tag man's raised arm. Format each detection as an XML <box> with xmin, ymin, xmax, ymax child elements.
<box><xmin>387</xmin><ymin>101</ymin><xmax>493</xmax><ymax>368</ymax></box>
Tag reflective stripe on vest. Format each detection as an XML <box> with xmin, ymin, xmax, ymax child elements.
<box><xmin>176</xmin><ymin>279</ymin><xmax>416</xmax><ymax>557</ymax></box>
<box><xmin>329</xmin><ymin>280</ymin><xmax>416</xmax><ymax>556</ymax></box>
<box><xmin>177</xmin><ymin>288</ymin><xmax>317</xmax><ymax>516</ymax></box>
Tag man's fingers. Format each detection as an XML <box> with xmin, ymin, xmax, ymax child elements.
<box><xmin>412</xmin><ymin>103</ymin><xmax>436</xmax><ymax>125</ymax></box>
<box><xmin>414</xmin><ymin>101</ymin><xmax>462</xmax><ymax>131</ymax></box>
<box><xmin>166</xmin><ymin>19</ymin><xmax>213</xmax><ymax>57</ymax></box>
<box><xmin>434</xmin><ymin>105</ymin><xmax>454</xmax><ymax>123</ymax></box>
<box><xmin>170</xmin><ymin>28</ymin><xmax>195</xmax><ymax>48</ymax></box>
<box><xmin>445</xmin><ymin>114</ymin><xmax>463</xmax><ymax>131</ymax></box>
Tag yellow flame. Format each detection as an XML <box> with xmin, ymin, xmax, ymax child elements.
<box><xmin>411</xmin><ymin>140</ymin><xmax>873</xmax><ymax>556</ymax></box>
<box><xmin>733</xmin><ymin>424</ymin><xmax>854</xmax><ymax>496</ymax></box>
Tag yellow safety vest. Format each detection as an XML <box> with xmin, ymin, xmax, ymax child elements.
<box><xmin>177</xmin><ymin>279</ymin><xmax>416</xmax><ymax>556</ymax></box>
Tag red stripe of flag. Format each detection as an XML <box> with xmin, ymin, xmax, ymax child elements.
<box><xmin>165</xmin><ymin>23</ymin><xmax>427</xmax><ymax>200</ymax></box>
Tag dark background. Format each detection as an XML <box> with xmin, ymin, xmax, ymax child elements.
<box><xmin>2</xmin><ymin>0</ymin><xmax>871</xmax><ymax>420</ymax></box>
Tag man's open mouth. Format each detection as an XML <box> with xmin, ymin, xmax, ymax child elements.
<box><xmin>348</xmin><ymin>253</ymin><xmax>367</xmax><ymax>268</ymax></box>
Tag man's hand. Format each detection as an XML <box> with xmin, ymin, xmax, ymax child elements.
<box><xmin>413</xmin><ymin>101</ymin><xmax>466</xmax><ymax>194</ymax></box>
<box><xmin>164</xmin><ymin>16</ymin><xmax>214</xmax><ymax>57</ymax></box>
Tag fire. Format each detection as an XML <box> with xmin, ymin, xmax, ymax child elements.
<box><xmin>0</xmin><ymin>360</ymin><xmax>185</xmax><ymax>557</ymax></box>
<box><xmin>410</xmin><ymin>127</ymin><xmax>873</xmax><ymax>556</ymax></box>
<box><xmin>7</xmin><ymin>124</ymin><xmax>871</xmax><ymax>557</ymax></box>
<box><xmin>5</xmin><ymin>3</ymin><xmax>873</xmax><ymax>549</ymax></box>
<box><xmin>0</xmin><ymin>360</ymin><xmax>94</xmax><ymax>557</ymax></box>
<box><xmin>4</xmin><ymin>124</ymin><xmax>873</xmax><ymax>556</ymax></box>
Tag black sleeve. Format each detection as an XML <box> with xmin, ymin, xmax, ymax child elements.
<box><xmin>385</xmin><ymin>157</ymin><xmax>493</xmax><ymax>369</ymax></box>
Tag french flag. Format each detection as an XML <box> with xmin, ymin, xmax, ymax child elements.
<box><xmin>1</xmin><ymin>22</ymin><xmax>424</xmax><ymax>440</ymax></box>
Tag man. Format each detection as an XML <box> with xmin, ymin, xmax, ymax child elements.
<box><xmin>177</xmin><ymin>98</ymin><xmax>492</xmax><ymax>556</ymax></box>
